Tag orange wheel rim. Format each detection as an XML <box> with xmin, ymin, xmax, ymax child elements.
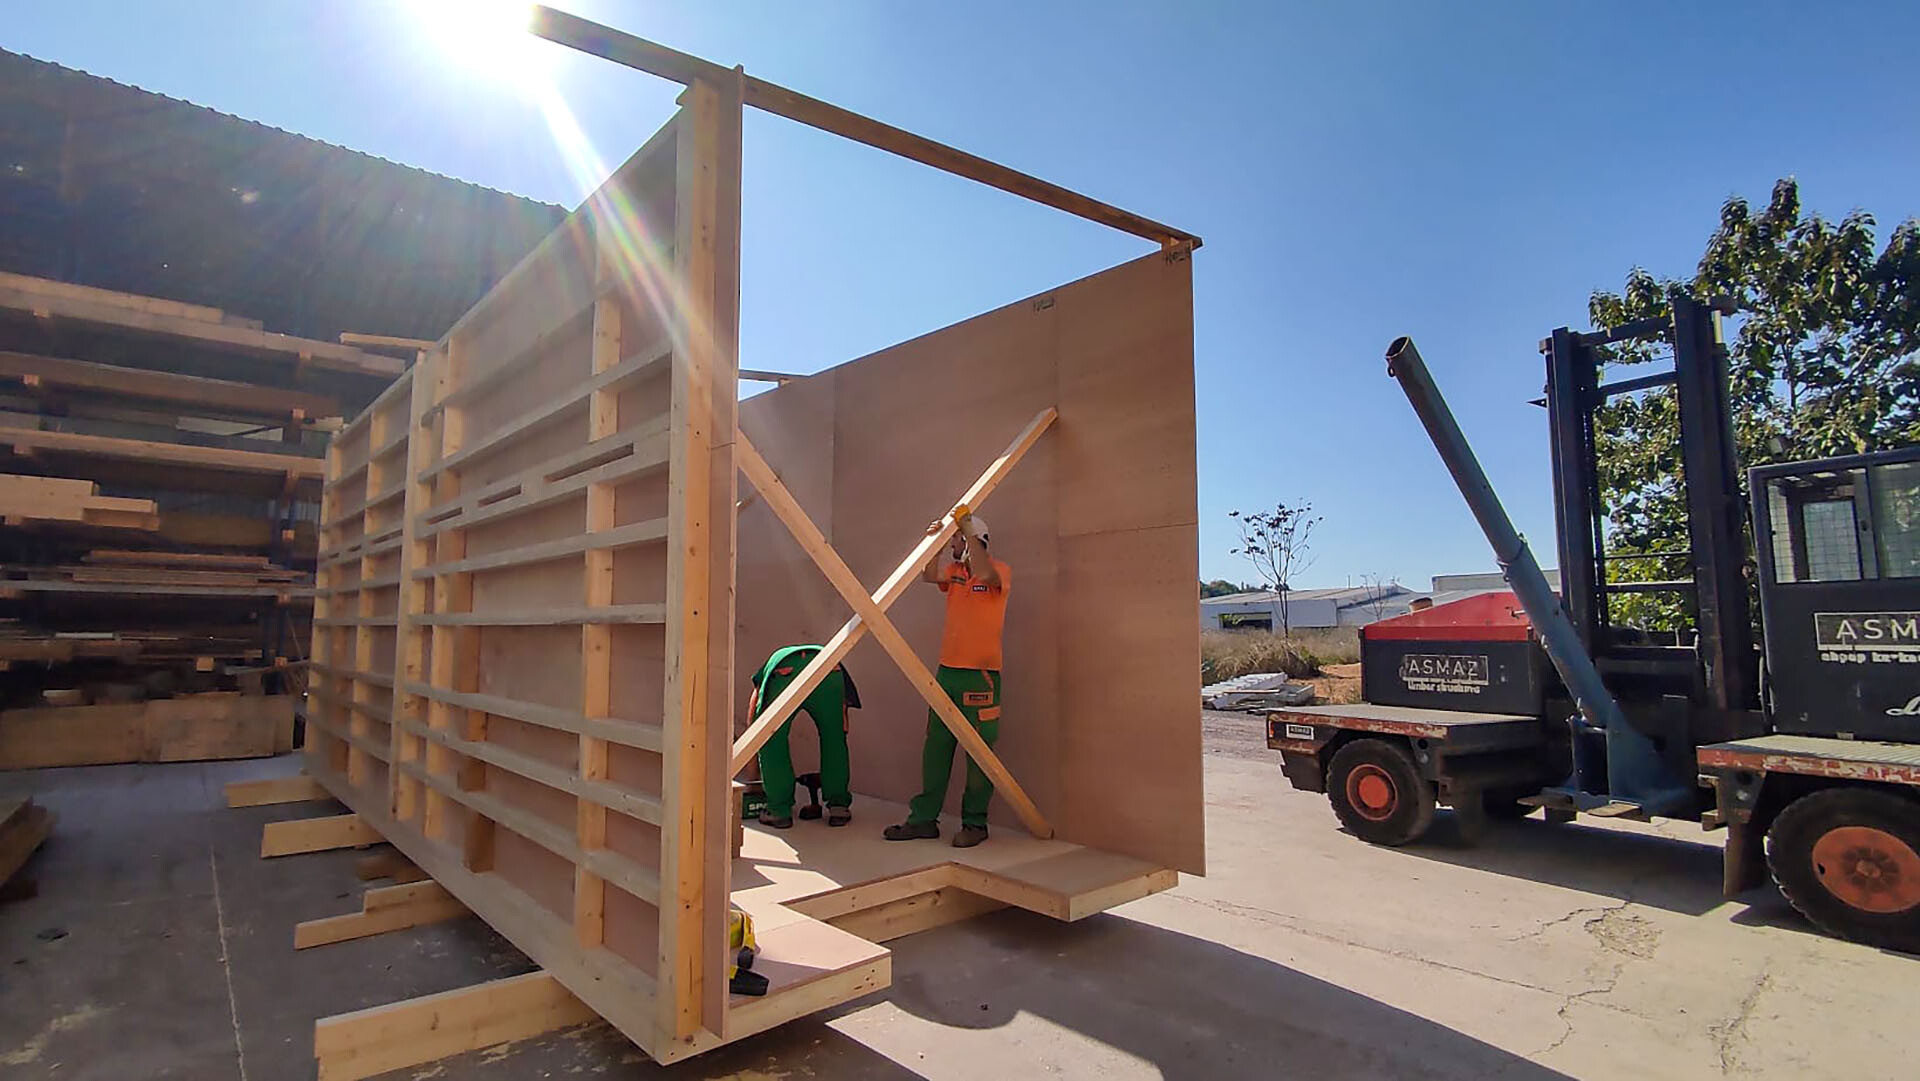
<box><xmin>1346</xmin><ymin>764</ymin><xmax>1398</xmax><ymax>821</ymax></box>
<box><xmin>1811</xmin><ymin>825</ymin><xmax>1920</xmax><ymax>915</ymax></box>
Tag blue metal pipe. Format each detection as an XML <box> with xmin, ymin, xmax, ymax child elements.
<box><xmin>1382</xmin><ymin>336</ymin><xmax>1628</xmax><ymax>739</ymax></box>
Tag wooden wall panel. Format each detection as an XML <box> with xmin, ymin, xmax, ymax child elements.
<box><xmin>735</xmin><ymin>248</ymin><xmax>1201</xmax><ymax>873</ymax></box>
<box><xmin>306</xmin><ymin>85</ymin><xmax>742</xmax><ymax>1061</ymax></box>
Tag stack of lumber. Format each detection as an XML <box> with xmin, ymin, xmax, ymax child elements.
<box><xmin>0</xmin><ymin>271</ymin><xmax>404</xmax><ymax>767</ymax></box>
<box><xmin>3</xmin><ymin>549</ymin><xmax>310</xmax><ymax>594</ymax></box>
<box><xmin>0</xmin><ymin>473</ymin><xmax>156</xmax><ymax>530</ymax></box>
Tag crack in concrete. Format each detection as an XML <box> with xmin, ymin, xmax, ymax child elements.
<box><xmin>1533</xmin><ymin>960</ymin><xmax>1625</xmax><ymax>1059</ymax></box>
<box><xmin>208</xmin><ymin>846</ymin><xmax>250</xmax><ymax>1081</ymax></box>
<box><xmin>1706</xmin><ymin>968</ymin><xmax>1773</xmax><ymax>1074</ymax></box>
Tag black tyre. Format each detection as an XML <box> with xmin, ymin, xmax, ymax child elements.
<box><xmin>1327</xmin><ymin>739</ymin><xmax>1435</xmax><ymax>846</ymax></box>
<box><xmin>1767</xmin><ymin>788</ymin><xmax>1920</xmax><ymax>954</ymax></box>
<box><xmin>1483</xmin><ymin>787</ymin><xmax>1539</xmax><ymax>821</ymax></box>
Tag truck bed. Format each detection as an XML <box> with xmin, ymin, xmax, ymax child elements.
<box><xmin>1698</xmin><ymin>733</ymin><xmax>1920</xmax><ymax>785</ymax></box>
<box><xmin>1270</xmin><ymin>703</ymin><xmax>1546</xmax><ymax>754</ymax></box>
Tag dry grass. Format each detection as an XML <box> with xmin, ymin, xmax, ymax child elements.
<box><xmin>1200</xmin><ymin>627</ymin><xmax>1361</xmax><ymax>682</ymax></box>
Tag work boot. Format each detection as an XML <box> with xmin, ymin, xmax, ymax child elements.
<box><xmin>883</xmin><ymin>821</ymin><xmax>938</xmax><ymax>841</ymax></box>
<box><xmin>952</xmin><ymin>825</ymin><xmax>989</xmax><ymax>848</ymax></box>
<box><xmin>827</xmin><ymin>806</ymin><xmax>852</xmax><ymax>828</ymax></box>
<box><xmin>758</xmin><ymin>812</ymin><xmax>793</xmax><ymax>830</ymax></box>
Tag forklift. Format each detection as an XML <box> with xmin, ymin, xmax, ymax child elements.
<box><xmin>1268</xmin><ymin>294</ymin><xmax>1920</xmax><ymax>952</ymax></box>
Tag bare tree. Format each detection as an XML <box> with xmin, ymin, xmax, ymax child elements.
<box><xmin>1359</xmin><ymin>572</ymin><xmax>1399</xmax><ymax>622</ymax></box>
<box><xmin>1228</xmin><ymin>500</ymin><xmax>1321</xmax><ymax>635</ymax></box>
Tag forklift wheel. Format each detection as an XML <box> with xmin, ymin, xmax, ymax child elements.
<box><xmin>1327</xmin><ymin>739</ymin><xmax>1435</xmax><ymax>846</ymax></box>
<box><xmin>1767</xmin><ymin>788</ymin><xmax>1920</xmax><ymax>954</ymax></box>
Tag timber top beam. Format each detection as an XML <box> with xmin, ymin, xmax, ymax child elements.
<box><xmin>528</xmin><ymin>6</ymin><xmax>1201</xmax><ymax>250</ymax></box>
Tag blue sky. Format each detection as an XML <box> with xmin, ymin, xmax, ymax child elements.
<box><xmin>10</xmin><ymin>1</ymin><xmax>1918</xmax><ymax>590</ymax></box>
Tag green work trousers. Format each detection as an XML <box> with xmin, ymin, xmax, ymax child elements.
<box><xmin>755</xmin><ymin>667</ymin><xmax>852</xmax><ymax>818</ymax></box>
<box><xmin>907</xmin><ymin>666</ymin><xmax>1001</xmax><ymax>829</ymax></box>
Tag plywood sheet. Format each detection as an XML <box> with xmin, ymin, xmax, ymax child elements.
<box><xmin>737</xmin><ymin>249</ymin><xmax>1202</xmax><ymax>873</ymax></box>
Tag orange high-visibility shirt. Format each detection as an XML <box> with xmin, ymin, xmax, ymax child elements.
<box><xmin>937</xmin><ymin>558</ymin><xmax>1011</xmax><ymax>670</ymax></box>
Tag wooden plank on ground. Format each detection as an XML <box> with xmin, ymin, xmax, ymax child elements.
<box><xmin>225</xmin><ymin>774</ymin><xmax>329</xmax><ymax>808</ymax></box>
<box><xmin>293</xmin><ymin>881</ymin><xmax>469</xmax><ymax>949</ymax></box>
<box><xmin>260</xmin><ymin>812</ymin><xmax>382</xmax><ymax>858</ymax></box>
<box><xmin>312</xmin><ymin>970</ymin><xmax>598</xmax><ymax>1081</ymax></box>
<box><xmin>0</xmin><ymin>799</ymin><xmax>53</xmax><ymax>888</ymax></box>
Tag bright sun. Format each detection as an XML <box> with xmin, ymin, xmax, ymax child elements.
<box><xmin>406</xmin><ymin>0</ymin><xmax>552</xmax><ymax>88</ymax></box>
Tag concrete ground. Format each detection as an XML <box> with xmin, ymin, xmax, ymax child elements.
<box><xmin>1</xmin><ymin>713</ymin><xmax>1914</xmax><ymax>1080</ymax></box>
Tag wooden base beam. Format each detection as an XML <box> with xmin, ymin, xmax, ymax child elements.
<box><xmin>355</xmin><ymin>849</ymin><xmax>429</xmax><ymax>884</ymax></box>
<box><xmin>260</xmin><ymin>812</ymin><xmax>382</xmax><ymax>857</ymax></box>
<box><xmin>225</xmin><ymin>774</ymin><xmax>329</xmax><ymax>808</ymax></box>
<box><xmin>313</xmin><ymin>970</ymin><xmax>598</xmax><ymax>1081</ymax></box>
<box><xmin>294</xmin><ymin>880</ymin><xmax>469</xmax><ymax>949</ymax></box>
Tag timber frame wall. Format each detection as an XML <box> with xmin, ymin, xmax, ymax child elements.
<box><xmin>307</xmin><ymin>6</ymin><xmax>1197</xmax><ymax>1064</ymax></box>
<box><xmin>307</xmin><ymin>77</ymin><xmax>741</xmax><ymax>1058</ymax></box>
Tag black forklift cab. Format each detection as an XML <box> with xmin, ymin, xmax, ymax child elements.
<box><xmin>1751</xmin><ymin>444</ymin><xmax>1920</xmax><ymax>742</ymax></box>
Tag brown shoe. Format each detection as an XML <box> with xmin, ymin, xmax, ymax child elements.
<box><xmin>827</xmin><ymin>806</ymin><xmax>852</xmax><ymax>828</ymax></box>
<box><xmin>757</xmin><ymin>813</ymin><xmax>793</xmax><ymax>830</ymax></box>
<box><xmin>883</xmin><ymin>821</ymin><xmax>938</xmax><ymax>841</ymax></box>
<box><xmin>952</xmin><ymin>825</ymin><xmax>989</xmax><ymax>848</ymax></box>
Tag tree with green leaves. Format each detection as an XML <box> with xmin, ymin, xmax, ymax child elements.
<box><xmin>1588</xmin><ymin>178</ymin><xmax>1919</xmax><ymax>628</ymax></box>
<box><xmin>1200</xmin><ymin>579</ymin><xmax>1253</xmax><ymax>598</ymax></box>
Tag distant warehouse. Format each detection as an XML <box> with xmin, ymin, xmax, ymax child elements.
<box><xmin>1201</xmin><ymin>570</ymin><xmax>1562</xmax><ymax>631</ymax></box>
<box><xmin>1201</xmin><ymin>584</ymin><xmax>1424</xmax><ymax>631</ymax></box>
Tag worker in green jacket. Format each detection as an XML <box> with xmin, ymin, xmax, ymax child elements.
<box><xmin>751</xmin><ymin>644</ymin><xmax>858</xmax><ymax>828</ymax></box>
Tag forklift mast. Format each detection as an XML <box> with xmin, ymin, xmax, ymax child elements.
<box><xmin>1540</xmin><ymin>294</ymin><xmax>1760</xmax><ymax>714</ymax></box>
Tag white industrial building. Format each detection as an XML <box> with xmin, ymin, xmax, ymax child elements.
<box><xmin>1200</xmin><ymin>584</ymin><xmax>1424</xmax><ymax>631</ymax></box>
<box><xmin>1200</xmin><ymin>569</ymin><xmax>1562</xmax><ymax>632</ymax></box>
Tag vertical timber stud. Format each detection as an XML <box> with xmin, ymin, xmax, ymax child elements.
<box><xmin>314</xmin><ymin>442</ymin><xmax>345</xmax><ymax>777</ymax></box>
<box><xmin>658</xmin><ymin>76</ymin><xmax>733</xmax><ymax>1047</ymax></box>
<box><xmin>698</xmin><ymin>65</ymin><xmax>744</xmax><ymax>1034</ymax></box>
<box><xmin>352</xmin><ymin>405</ymin><xmax>386</xmax><ymax>790</ymax></box>
<box><xmin>423</xmin><ymin>339</ymin><xmax>467</xmax><ymax>843</ymax></box>
<box><xmin>574</xmin><ymin>241</ymin><xmax>621</xmax><ymax>947</ymax></box>
<box><xmin>392</xmin><ymin>352</ymin><xmax>436</xmax><ymax>822</ymax></box>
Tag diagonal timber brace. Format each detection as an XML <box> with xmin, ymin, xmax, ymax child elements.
<box><xmin>728</xmin><ymin>407</ymin><xmax>1057</xmax><ymax>838</ymax></box>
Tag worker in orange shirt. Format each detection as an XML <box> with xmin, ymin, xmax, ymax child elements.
<box><xmin>884</xmin><ymin>513</ymin><xmax>1009</xmax><ymax>848</ymax></box>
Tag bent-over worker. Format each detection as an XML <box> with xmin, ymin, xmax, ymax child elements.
<box><xmin>751</xmin><ymin>644</ymin><xmax>859</xmax><ymax>829</ymax></box>
<box><xmin>884</xmin><ymin>513</ymin><xmax>1009</xmax><ymax>848</ymax></box>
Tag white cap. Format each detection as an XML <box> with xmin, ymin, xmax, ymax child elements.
<box><xmin>964</xmin><ymin>515</ymin><xmax>989</xmax><ymax>542</ymax></box>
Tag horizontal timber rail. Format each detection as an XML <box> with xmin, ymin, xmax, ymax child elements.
<box><xmin>419</xmin><ymin>342</ymin><xmax>672</xmax><ymax>482</ymax></box>
<box><xmin>400</xmin><ymin>719</ymin><xmax>664</xmax><ymax>825</ymax></box>
<box><xmin>413</xmin><ymin>423</ymin><xmax>670</xmax><ymax>540</ymax></box>
<box><xmin>410</xmin><ymin>518</ymin><xmax>666</xmax><ymax>578</ymax></box>
<box><xmin>411</xmin><ymin>604</ymin><xmax>665</xmax><ymax>626</ymax></box>
<box><xmin>400</xmin><ymin>681</ymin><xmax>664</xmax><ymax>753</ymax></box>
<box><xmin>395</xmin><ymin>759</ymin><xmax>663</xmax><ymax>904</ymax></box>
<box><xmin>528</xmin><ymin>5</ymin><xmax>1199</xmax><ymax>250</ymax></box>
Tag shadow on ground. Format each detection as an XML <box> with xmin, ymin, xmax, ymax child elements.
<box><xmin>871</xmin><ymin>906</ymin><xmax>1572</xmax><ymax>1081</ymax></box>
<box><xmin>1376</xmin><ymin>807</ymin><xmax>1817</xmax><ymax>928</ymax></box>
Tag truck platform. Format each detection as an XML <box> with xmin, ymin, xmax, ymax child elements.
<box><xmin>1267</xmin><ymin>703</ymin><xmax>1546</xmax><ymax>756</ymax></box>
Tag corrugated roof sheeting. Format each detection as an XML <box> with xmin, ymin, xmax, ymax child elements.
<box><xmin>0</xmin><ymin>49</ymin><xmax>567</xmax><ymax>345</ymax></box>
